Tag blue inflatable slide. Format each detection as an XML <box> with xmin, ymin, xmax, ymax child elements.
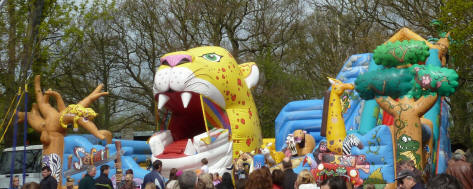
<box><xmin>275</xmin><ymin>52</ymin><xmax>453</xmax><ymax>183</ymax></box>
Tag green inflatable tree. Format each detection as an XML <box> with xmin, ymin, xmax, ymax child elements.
<box><xmin>373</xmin><ymin>40</ymin><xmax>430</xmax><ymax>68</ymax></box>
<box><xmin>355</xmin><ymin>40</ymin><xmax>459</xmax><ymax>169</ymax></box>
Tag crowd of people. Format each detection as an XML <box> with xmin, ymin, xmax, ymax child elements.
<box><xmin>137</xmin><ymin>154</ymin><xmax>471</xmax><ymax>189</ymax></box>
<box><xmin>9</xmin><ymin>149</ymin><xmax>473</xmax><ymax>189</ymax></box>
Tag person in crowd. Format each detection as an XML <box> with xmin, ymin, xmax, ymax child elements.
<box><xmin>260</xmin><ymin>166</ymin><xmax>272</xmax><ymax>182</ymax></box>
<box><xmin>213</xmin><ymin>173</ymin><xmax>221</xmax><ymax>186</ymax></box>
<box><xmin>364</xmin><ymin>184</ymin><xmax>375</xmax><ymax>189</ymax></box>
<box><xmin>245</xmin><ymin>168</ymin><xmax>272</xmax><ymax>189</ymax></box>
<box><xmin>320</xmin><ymin>176</ymin><xmax>347</xmax><ymax>189</ymax></box>
<box><xmin>446</xmin><ymin>149</ymin><xmax>473</xmax><ymax>189</ymax></box>
<box><xmin>96</xmin><ymin>165</ymin><xmax>114</xmax><ymax>189</ymax></box>
<box><xmin>201</xmin><ymin>158</ymin><xmax>209</xmax><ymax>174</ymax></box>
<box><xmin>168</xmin><ymin>168</ymin><xmax>179</xmax><ymax>180</ymax></box>
<box><xmin>118</xmin><ymin>169</ymin><xmax>136</xmax><ymax>189</ymax></box>
<box><xmin>395</xmin><ymin>170</ymin><xmax>424</xmax><ymax>189</ymax></box>
<box><xmin>426</xmin><ymin>173</ymin><xmax>462</xmax><ymax>189</ymax></box>
<box><xmin>165</xmin><ymin>168</ymin><xmax>179</xmax><ymax>189</ymax></box>
<box><xmin>197</xmin><ymin>173</ymin><xmax>215</xmax><ymax>189</ymax></box>
<box><xmin>146</xmin><ymin>158</ymin><xmax>153</xmax><ymax>171</ymax></box>
<box><xmin>282</xmin><ymin>157</ymin><xmax>297</xmax><ymax>189</ymax></box>
<box><xmin>179</xmin><ymin>171</ymin><xmax>198</xmax><ymax>189</ymax></box>
<box><xmin>142</xmin><ymin>160</ymin><xmax>166</xmax><ymax>189</ymax></box>
<box><xmin>216</xmin><ymin>172</ymin><xmax>233</xmax><ymax>189</ymax></box>
<box><xmin>126</xmin><ymin>169</ymin><xmax>134</xmax><ymax>177</ymax></box>
<box><xmin>271</xmin><ymin>169</ymin><xmax>284</xmax><ymax>189</ymax></box>
<box><xmin>398</xmin><ymin>160</ymin><xmax>424</xmax><ymax>184</ymax></box>
<box><xmin>234</xmin><ymin>167</ymin><xmax>247</xmax><ymax>181</ymax></box>
<box><xmin>39</xmin><ymin>166</ymin><xmax>57</xmax><ymax>189</ymax></box>
<box><xmin>66</xmin><ymin>176</ymin><xmax>75</xmax><ymax>189</ymax></box>
<box><xmin>232</xmin><ymin>159</ymin><xmax>248</xmax><ymax>180</ymax></box>
<box><xmin>12</xmin><ymin>175</ymin><xmax>21</xmax><ymax>189</ymax></box>
<box><xmin>79</xmin><ymin>166</ymin><xmax>97</xmax><ymax>189</ymax></box>
<box><xmin>294</xmin><ymin>170</ymin><xmax>316</xmax><ymax>189</ymax></box>
<box><xmin>145</xmin><ymin>183</ymin><xmax>157</xmax><ymax>189</ymax></box>
<box><xmin>22</xmin><ymin>182</ymin><xmax>40</xmax><ymax>189</ymax></box>
<box><xmin>235</xmin><ymin>179</ymin><xmax>246</xmax><ymax>189</ymax></box>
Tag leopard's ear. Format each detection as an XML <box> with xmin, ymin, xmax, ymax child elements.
<box><xmin>239</xmin><ymin>62</ymin><xmax>259</xmax><ymax>89</ymax></box>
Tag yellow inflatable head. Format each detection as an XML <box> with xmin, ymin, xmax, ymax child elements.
<box><xmin>154</xmin><ymin>46</ymin><xmax>262</xmax><ymax>157</ymax></box>
<box><xmin>328</xmin><ymin>77</ymin><xmax>354</xmax><ymax>96</ymax></box>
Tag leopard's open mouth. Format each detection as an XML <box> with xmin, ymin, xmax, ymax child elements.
<box><xmin>152</xmin><ymin>65</ymin><xmax>229</xmax><ymax>155</ymax></box>
<box><xmin>155</xmin><ymin>91</ymin><xmax>207</xmax><ymax>143</ymax></box>
<box><xmin>151</xmin><ymin>88</ymin><xmax>230</xmax><ymax>160</ymax></box>
<box><xmin>150</xmin><ymin>91</ymin><xmax>233</xmax><ymax>175</ymax></box>
<box><xmin>150</xmin><ymin>63</ymin><xmax>235</xmax><ymax>177</ymax></box>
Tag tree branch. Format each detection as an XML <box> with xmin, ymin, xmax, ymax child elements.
<box><xmin>78</xmin><ymin>84</ymin><xmax>109</xmax><ymax>108</ymax></box>
<box><xmin>375</xmin><ymin>96</ymin><xmax>399</xmax><ymax>116</ymax></box>
<box><xmin>34</xmin><ymin>75</ymin><xmax>58</xmax><ymax>117</ymax></box>
<box><xmin>98</xmin><ymin>130</ymin><xmax>112</xmax><ymax>144</ymax></box>
<box><xmin>44</xmin><ymin>89</ymin><xmax>66</xmax><ymax>111</ymax></box>
<box><xmin>415</xmin><ymin>94</ymin><xmax>438</xmax><ymax>116</ymax></box>
<box><xmin>17</xmin><ymin>103</ymin><xmax>46</xmax><ymax>132</ymax></box>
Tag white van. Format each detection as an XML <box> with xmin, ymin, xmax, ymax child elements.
<box><xmin>0</xmin><ymin>145</ymin><xmax>43</xmax><ymax>189</ymax></box>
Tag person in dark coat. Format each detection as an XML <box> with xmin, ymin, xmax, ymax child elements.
<box><xmin>216</xmin><ymin>172</ymin><xmax>234</xmax><ymax>189</ymax></box>
<box><xmin>395</xmin><ymin>170</ymin><xmax>425</xmax><ymax>189</ymax></box>
<box><xmin>96</xmin><ymin>165</ymin><xmax>114</xmax><ymax>189</ymax></box>
<box><xmin>426</xmin><ymin>173</ymin><xmax>462</xmax><ymax>189</ymax></box>
<box><xmin>79</xmin><ymin>166</ymin><xmax>97</xmax><ymax>189</ymax></box>
<box><xmin>40</xmin><ymin>166</ymin><xmax>57</xmax><ymax>189</ymax></box>
<box><xmin>281</xmin><ymin>157</ymin><xmax>297</xmax><ymax>189</ymax></box>
<box><xmin>142</xmin><ymin>160</ymin><xmax>165</xmax><ymax>189</ymax></box>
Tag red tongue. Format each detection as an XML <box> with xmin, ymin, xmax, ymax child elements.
<box><xmin>156</xmin><ymin>139</ymin><xmax>189</xmax><ymax>159</ymax></box>
<box><xmin>162</xmin><ymin>139</ymin><xmax>188</xmax><ymax>154</ymax></box>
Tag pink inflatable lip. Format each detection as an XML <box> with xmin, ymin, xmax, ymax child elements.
<box><xmin>161</xmin><ymin>54</ymin><xmax>192</xmax><ymax>67</ymax></box>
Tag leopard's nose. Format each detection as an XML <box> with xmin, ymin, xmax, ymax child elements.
<box><xmin>160</xmin><ymin>54</ymin><xmax>192</xmax><ymax>67</ymax></box>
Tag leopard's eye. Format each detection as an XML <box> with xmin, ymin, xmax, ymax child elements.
<box><xmin>201</xmin><ymin>53</ymin><xmax>222</xmax><ymax>62</ymax></box>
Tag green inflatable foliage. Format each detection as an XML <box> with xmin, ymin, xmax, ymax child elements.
<box><xmin>407</xmin><ymin>64</ymin><xmax>459</xmax><ymax>98</ymax></box>
<box><xmin>355</xmin><ymin>68</ymin><xmax>414</xmax><ymax>99</ymax></box>
<box><xmin>355</xmin><ymin>64</ymin><xmax>459</xmax><ymax>100</ymax></box>
<box><xmin>373</xmin><ymin>40</ymin><xmax>430</xmax><ymax>68</ymax></box>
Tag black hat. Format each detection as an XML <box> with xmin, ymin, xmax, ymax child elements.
<box><xmin>395</xmin><ymin>169</ymin><xmax>416</xmax><ymax>180</ymax></box>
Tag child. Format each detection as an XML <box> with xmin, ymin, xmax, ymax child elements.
<box><xmin>201</xmin><ymin>158</ymin><xmax>209</xmax><ymax>174</ymax></box>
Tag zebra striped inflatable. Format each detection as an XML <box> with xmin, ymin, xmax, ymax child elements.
<box><xmin>342</xmin><ymin>134</ymin><xmax>363</xmax><ymax>155</ymax></box>
<box><xmin>42</xmin><ymin>153</ymin><xmax>62</xmax><ymax>182</ymax></box>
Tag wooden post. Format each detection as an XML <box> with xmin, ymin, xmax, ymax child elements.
<box><xmin>67</xmin><ymin>155</ymin><xmax>72</xmax><ymax>170</ymax></box>
<box><xmin>115</xmin><ymin>141</ymin><xmax>123</xmax><ymax>184</ymax></box>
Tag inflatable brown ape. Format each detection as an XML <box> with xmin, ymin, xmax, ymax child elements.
<box><xmin>292</xmin><ymin>130</ymin><xmax>316</xmax><ymax>156</ymax></box>
<box><xmin>17</xmin><ymin>75</ymin><xmax>110</xmax><ymax>187</ymax></box>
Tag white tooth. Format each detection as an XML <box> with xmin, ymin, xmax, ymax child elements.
<box><xmin>158</xmin><ymin>94</ymin><xmax>170</xmax><ymax>109</ymax></box>
<box><xmin>181</xmin><ymin>92</ymin><xmax>192</xmax><ymax>108</ymax></box>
